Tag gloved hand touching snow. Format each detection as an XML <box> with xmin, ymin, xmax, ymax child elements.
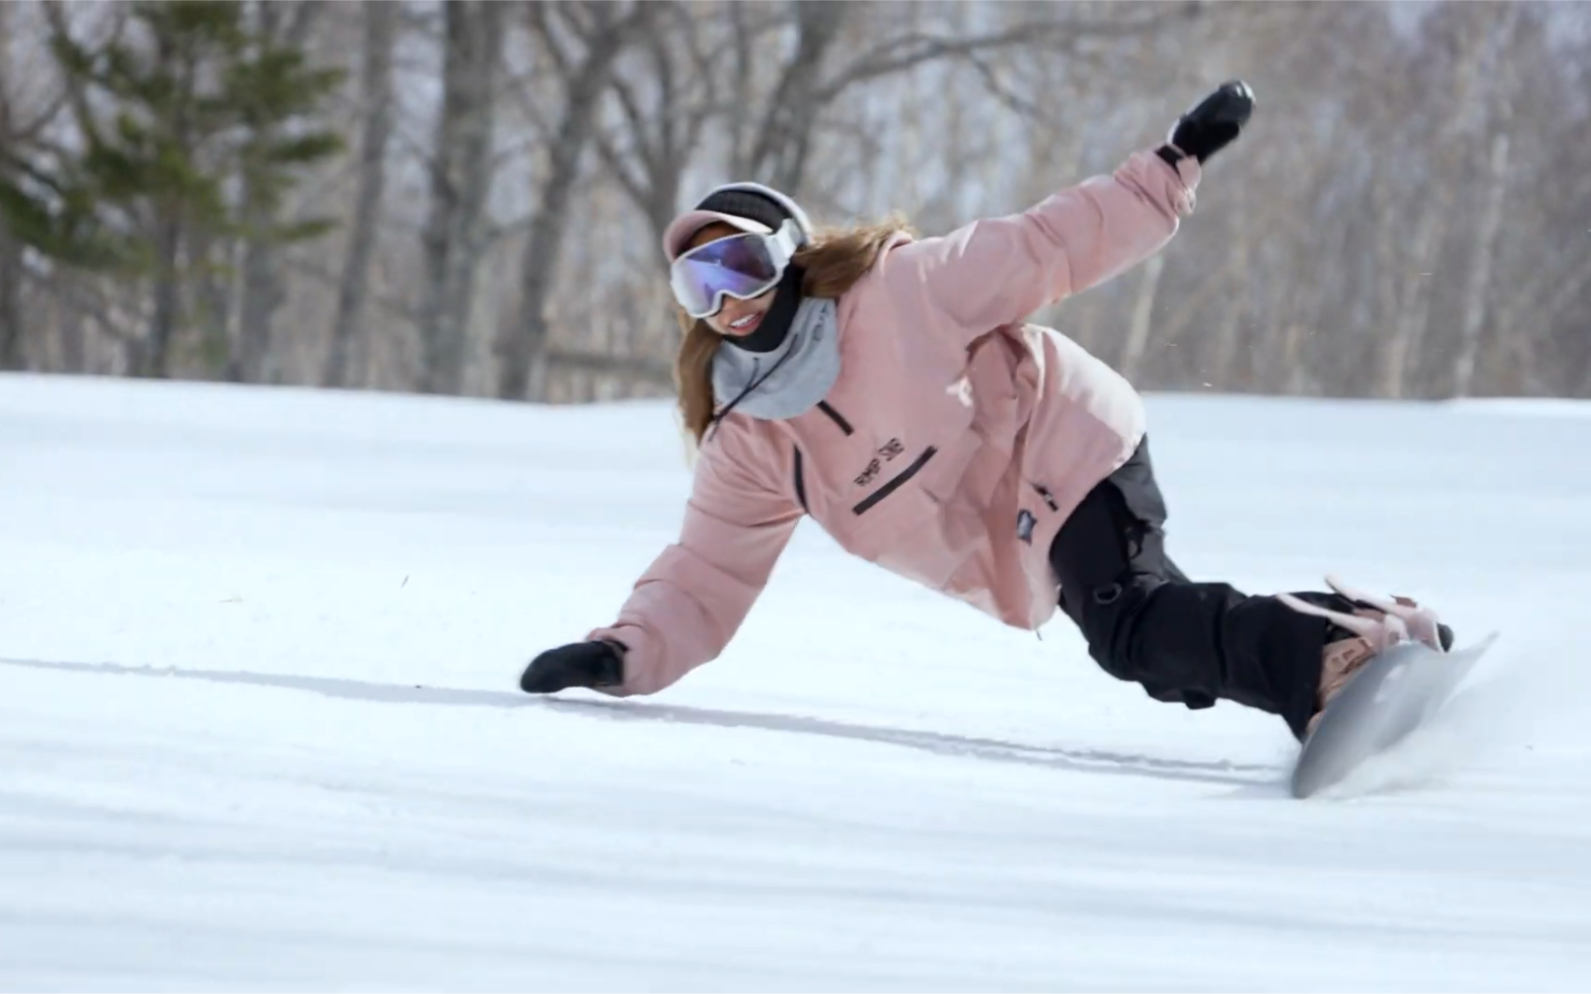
<box><xmin>520</xmin><ymin>639</ymin><xmax>625</xmax><ymax>693</ymax></box>
<box><xmin>1160</xmin><ymin>80</ymin><xmax>1254</xmax><ymax>166</ymax></box>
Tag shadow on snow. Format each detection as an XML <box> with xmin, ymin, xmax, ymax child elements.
<box><xmin>1</xmin><ymin>656</ymin><xmax>1284</xmax><ymax>788</ymax></box>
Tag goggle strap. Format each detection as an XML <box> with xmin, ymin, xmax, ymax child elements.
<box><xmin>768</xmin><ymin>219</ymin><xmax>802</xmax><ymax>261</ymax></box>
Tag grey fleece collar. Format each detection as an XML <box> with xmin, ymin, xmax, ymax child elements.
<box><xmin>712</xmin><ymin>297</ymin><xmax>840</xmax><ymax>421</ymax></box>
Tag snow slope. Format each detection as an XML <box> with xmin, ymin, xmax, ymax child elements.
<box><xmin>2</xmin><ymin>371</ymin><xmax>1589</xmax><ymax>991</ymax></box>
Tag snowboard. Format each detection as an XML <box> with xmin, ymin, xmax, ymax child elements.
<box><xmin>1289</xmin><ymin>631</ymin><xmax>1498</xmax><ymax>799</ymax></box>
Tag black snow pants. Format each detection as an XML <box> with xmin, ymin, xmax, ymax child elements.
<box><xmin>1047</xmin><ymin>437</ymin><xmax>1333</xmax><ymax>741</ymax></box>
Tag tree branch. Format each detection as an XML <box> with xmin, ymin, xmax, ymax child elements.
<box><xmin>817</xmin><ymin>5</ymin><xmax>1200</xmax><ymax>103</ymax></box>
<box><xmin>962</xmin><ymin>48</ymin><xmax>1049</xmax><ymax>124</ymax></box>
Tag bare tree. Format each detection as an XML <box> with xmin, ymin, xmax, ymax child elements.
<box><xmin>5</xmin><ymin>0</ymin><xmax>1589</xmax><ymax>405</ymax></box>
<box><xmin>323</xmin><ymin>0</ymin><xmax>398</xmax><ymax>389</ymax></box>
<box><xmin>737</xmin><ymin>0</ymin><xmax>849</xmax><ymax>194</ymax></box>
<box><xmin>592</xmin><ymin>1</ymin><xmax>731</xmax><ymax>254</ymax></box>
<box><xmin>1450</xmin><ymin>5</ymin><xmax>1522</xmax><ymax>397</ymax></box>
<box><xmin>414</xmin><ymin>0</ymin><xmax>504</xmax><ymax>394</ymax></box>
<box><xmin>496</xmin><ymin>0</ymin><xmax>655</xmax><ymax>401</ymax></box>
<box><xmin>745</xmin><ymin>1</ymin><xmax>1203</xmax><ymax>197</ymax></box>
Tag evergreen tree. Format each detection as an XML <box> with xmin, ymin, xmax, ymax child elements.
<box><xmin>0</xmin><ymin>1</ymin><xmax>344</xmax><ymax>378</ymax></box>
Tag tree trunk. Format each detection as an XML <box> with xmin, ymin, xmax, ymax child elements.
<box><xmin>589</xmin><ymin>0</ymin><xmax>724</xmax><ymax>276</ymax></box>
<box><xmin>138</xmin><ymin>215</ymin><xmax>183</xmax><ymax>377</ymax></box>
<box><xmin>1450</xmin><ymin>131</ymin><xmax>1510</xmax><ymax>398</ymax></box>
<box><xmin>0</xmin><ymin>0</ymin><xmax>22</xmax><ymax>370</ymax></box>
<box><xmin>1378</xmin><ymin>206</ymin><xmax>1444</xmax><ymax>399</ymax></box>
<box><xmin>726</xmin><ymin>2</ymin><xmax>755</xmax><ymax>178</ymax></box>
<box><xmin>324</xmin><ymin>0</ymin><xmax>396</xmax><ymax>389</ymax></box>
<box><xmin>1208</xmin><ymin>186</ymin><xmax>1251</xmax><ymax>389</ymax></box>
<box><xmin>230</xmin><ymin>4</ymin><xmax>273</xmax><ymax>384</ymax></box>
<box><xmin>232</xmin><ymin>203</ymin><xmax>281</xmax><ymax>382</ymax></box>
<box><xmin>415</xmin><ymin>0</ymin><xmax>502</xmax><ymax>395</ymax></box>
<box><xmin>1118</xmin><ymin>253</ymin><xmax>1164</xmax><ymax>382</ymax></box>
<box><xmin>745</xmin><ymin>2</ymin><xmax>848</xmax><ymax>195</ymax></box>
<box><xmin>59</xmin><ymin>287</ymin><xmax>87</xmax><ymax>372</ymax></box>
<box><xmin>0</xmin><ymin>209</ymin><xmax>21</xmax><ymax>370</ymax></box>
<box><xmin>1371</xmin><ymin>172</ymin><xmax>1400</xmax><ymax>396</ymax></box>
<box><xmin>188</xmin><ymin>222</ymin><xmax>234</xmax><ymax>376</ymax></box>
<box><xmin>498</xmin><ymin>3</ymin><xmax>650</xmax><ymax>401</ymax></box>
<box><xmin>230</xmin><ymin>0</ymin><xmax>330</xmax><ymax>385</ymax></box>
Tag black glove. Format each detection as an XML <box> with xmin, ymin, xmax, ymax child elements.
<box><xmin>1159</xmin><ymin>80</ymin><xmax>1254</xmax><ymax>167</ymax></box>
<box><xmin>520</xmin><ymin>639</ymin><xmax>625</xmax><ymax>693</ymax></box>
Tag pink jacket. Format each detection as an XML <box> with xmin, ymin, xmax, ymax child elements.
<box><xmin>591</xmin><ymin>147</ymin><xmax>1202</xmax><ymax>695</ymax></box>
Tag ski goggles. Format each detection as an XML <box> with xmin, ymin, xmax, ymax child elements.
<box><xmin>668</xmin><ymin>219</ymin><xmax>802</xmax><ymax>319</ymax></box>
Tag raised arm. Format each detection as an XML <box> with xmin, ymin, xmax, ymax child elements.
<box><xmin>873</xmin><ymin>81</ymin><xmax>1252</xmax><ymax>341</ymax></box>
<box><xmin>879</xmin><ymin>147</ymin><xmax>1200</xmax><ymax>335</ymax></box>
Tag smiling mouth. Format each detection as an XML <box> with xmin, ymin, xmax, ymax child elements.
<box><xmin>728</xmin><ymin>312</ymin><xmax>762</xmax><ymax>333</ymax></box>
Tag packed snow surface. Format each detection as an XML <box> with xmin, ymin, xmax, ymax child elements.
<box><xmin>3</xmin><ymin>372</ymin><xmax>1589</xmax><ymax>991</ymax></box>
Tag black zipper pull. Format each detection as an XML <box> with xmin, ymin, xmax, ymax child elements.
<box><xmin>1033</xmin><ymin>483</ymin><xmax>1059</xmax><ymax>511</ymax></box>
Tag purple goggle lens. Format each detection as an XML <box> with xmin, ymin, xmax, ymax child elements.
<box><xmin>669</xmin><ymin>220</ymin><xmax>799</xmax><ymax>318</ymax></box>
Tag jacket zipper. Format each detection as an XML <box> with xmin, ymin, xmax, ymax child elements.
<box><xmin>816</xmin><ymin>401</ymin><xmax>854</xmax><ymax>436</ymax></box>
<box><xmin>853</xmin><ymin>447</ymin><xmax>937</xmax><ymax>515</ymax></box>
<box><xmin>1033</xmin><ymin>483</ymin><xmax>1059</xmax><ymax>511</ymax></box>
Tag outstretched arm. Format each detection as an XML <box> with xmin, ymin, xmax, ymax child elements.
<box><xmin>523</xmin><ymin>430</ymin><xmax>803</xmax><ymax>697</ymax></box>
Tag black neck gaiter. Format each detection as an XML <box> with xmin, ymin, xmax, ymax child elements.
<box><xmin>721</xmin><ymin>263</ymin><xmax>805</xmax><ymax>355</ymax></box>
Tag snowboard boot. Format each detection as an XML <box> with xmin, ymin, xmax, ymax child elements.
<box><xmin>1278</xmin><ymin>576</ymin><xmax>1455</xmax><ymax>738</ymax></box>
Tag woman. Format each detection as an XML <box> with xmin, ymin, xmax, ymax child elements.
<box><xmin>519</xmin><ymin>81</ymin><xmax>1453</xmax><ymax>743</ymax></box>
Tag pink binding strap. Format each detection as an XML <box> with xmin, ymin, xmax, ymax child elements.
<box><xmin>1278</xmin><ymin>575</ymin><xmax>1447</xmax><ymax>653</ymax></box>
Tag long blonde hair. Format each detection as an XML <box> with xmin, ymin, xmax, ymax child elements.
<box><xmin>674</xmin><ymin>213</ymin><xmax>916</xmax><ymax>446</ymax></box>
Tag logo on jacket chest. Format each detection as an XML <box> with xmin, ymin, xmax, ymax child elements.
<box><xmin>854</xmin><ymin>437</ymin><xmax>905</xmax><ymax>487</ymax></box>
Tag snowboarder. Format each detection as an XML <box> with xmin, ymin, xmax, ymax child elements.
<box><xmin>518</xmin><ymin>81</ymin><xmax>1452</xmax><ymax>743</ymax></box>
